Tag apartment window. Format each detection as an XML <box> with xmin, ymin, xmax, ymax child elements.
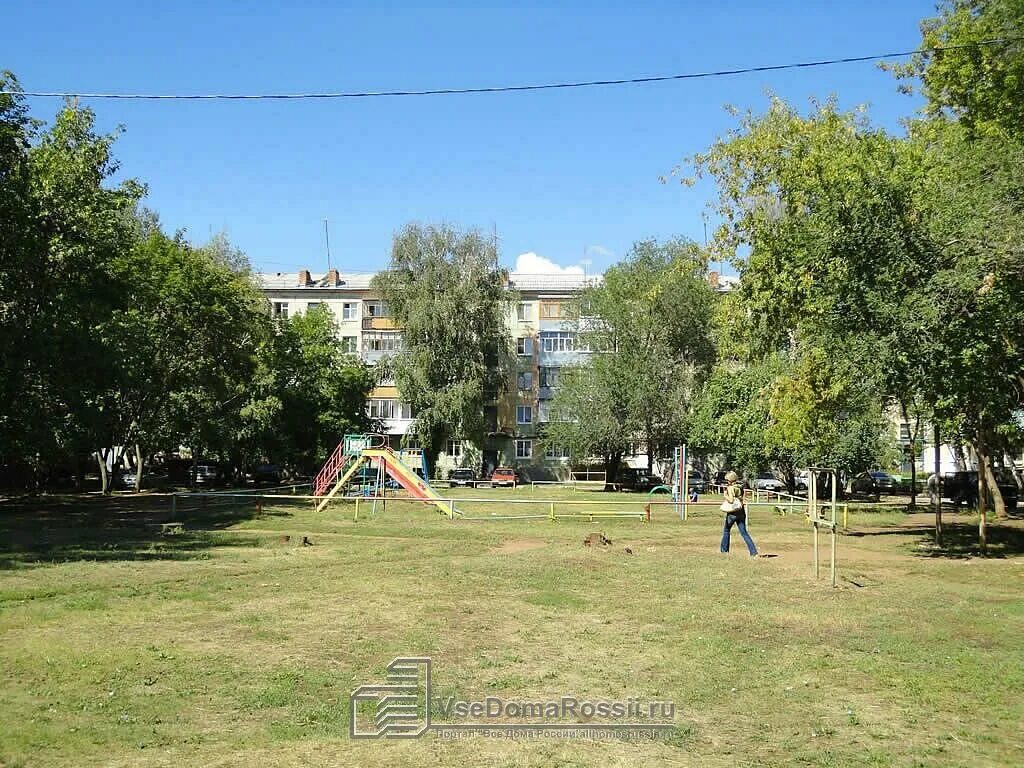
<box><xmin>517</xmin><ymin>405</ymin><xmax>533</xmax><ymax>425</ymax></box>
<box><xmin>365</xmin><ymin>300</ymin><xmax>390</xmax><ymax>318</ymax></box>
<box><xmin>272</xmin><ymin>301</ymin><xmax>289</xmax><ymax>319</ymax></box>
<box><xmin>447</xmin><ymin>440</ymin><xmax>463</xmax><ymax>458</ymax></box>
<box><xmin>368</xmin><ymin>399</ymin><xmax>396</xmax><ymax>419</ymax></box>
<box><xmin>545</xmin><ymin>444</ymin><xmax>570</xmax><ymax>459</ymax></box>
<box><xmin>540</xmin><ymin>302</ymin><xmax>563</xmax><ymax>320</ymax></box>
<box><xmin>517</xmin><ymin>371</ymin><xmax>534</xmax><ymax>390</ymax></box>
<box><xmin>899</xmin><ymin>423</ymin><xmax>912</xmax><ymax>441</ymax></box>
<box><xmin>400</xmin><ymin>402</ymin><xmax>414</xmax><ymax>419</ymax></box>
<box><xmin>516</xmin><ymin>302</ymin><xmax>530</xmax><ymax>322</ymax></box>
<box><xmin>307</xmin><ymin>302</ymin><xmax>322</xmax><ymax>312</ymax></box>
<box><xmin>540</xmin><ymin>332</ymin><xmax>575</xmax><ymax>353</ymax></box>
<box><xmin>539</xmin><ymin>367</ymin><xmax>560</xmax><ymax>388</ymax></box>
<box><xmin>515</xmin><ymin>439</ymin><xmax>533</xmax><ymax>459</ymax></box>
<box><xmin>342</xmin><ymin>302</ymin><xmax>358</xmax><ymax>321</ymax></box>
<box><xmin>516</xmin><ymin>337</ymin><xmax>534</xmax><ymax>356</ymax></box>
<box><xmin>365</xmin><ymin>331</ymin><xmax>402</xmax><ymax>352</ymax></box>
<box><xmin>340</xmin><ymin>336</ymin><xmax>358</xmax><ymax>354</ymax></box>
<box><xmin>537</xmin><ymin>402</ymin><xmax>551</xmax><ymax>422</ymax></box>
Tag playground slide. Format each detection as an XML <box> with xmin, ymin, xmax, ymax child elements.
<box><xmin>364</xmin><ymin>449</ymin><xmax>453</xmax><ymax>517</ymax></box>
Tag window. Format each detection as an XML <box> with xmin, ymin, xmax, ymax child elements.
<box><xmin>517</xmin><ymin>405</ymin><xmax>533</xmax><ymax>425</ymax></box>
<box><xmin>272</xmin><ymin>301</ymin><xmax>289</xmax><ymax>319</ymax></box>
<box><xmin>515</xmin><ymin>439</ymin><xmax>533</xmax><ymax>459</ymax></box>
<box><xmin>540</xmin><ymin>302</ymin><xmax>562</xmax><ymax>319</ymax></box>
<box><xmin>516</xmin><ymin>337</ymin><xmax>534</xmax><ymax>356</ymax></box>
<box><xmin>517</xmin><ymin>371</ymin><xmax>534</xmax><ymax>390</ymax></box>
<box><xmin>540</xmin><ymin>332</ymin><xmax>575</xmax><ymax>353</ymax></box>
<box><xmin>365</xmin><ymin>300</ymin><xmax>389</xmax><ymax>317</ymax></box>
<box><xmin>899</xmin><ymin>423</ymin><xmax>912</xmax><ymax>441</ymax></box>
<box><xmin>307</xmin><ymin>302</ymin><xmax>322</xmax><ymax>312</ymax></box>
<box><xmin>537</xmin><ymin>402</ymin><xmax>551</xmax><ymax>422</ymax></box>
<box><xmin>400</xmin><ymin>402</ymin><xmax>414</xmax><ymax>419</ymax></box>
<box><xmin>365</xmin><ymin>331</ymin><xmax>402</xmax><ymax>352</ymax></box>
<box><xmin>340</xmin><ymin>336</ymin><xmax>358</xmax><ymax>354</ymax></box>
<box><xmin>545</xmin><ymin>444</ymin><xmax>570</xmax><ymax>459</ymax></box>
<box><xmin>539</xmin><ymin>367</ymin><xmax>560</xmax><ymax>388</ymax></box>
<box><xmin>368</xmin><ymin>399</ymin><xmax>396</xmax><ymax>419</ymax></box>
<box><xmin>516</xmin><ymin>302</ymin><xmax>530</xmax><ymax>322</ymax></box>
<box><xmin>342</xmin><ymin>302</ymin><xmax>358</xmax><ymax>320</ymax></box>
<box><xmin>447</xmin><ymin>440</ymin><xmax>463</xmax><ymax>458</ymax></box>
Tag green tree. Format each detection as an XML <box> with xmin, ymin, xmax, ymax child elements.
<box><xmin>243</xmin><ymin>306</ymin><xmax>375</xmax><ymax>473</ymax></box>
<box><xmin>370</xmin><ymin>223</ymin><xmax>512</xmax><ymax>473</ymax></box>
<box><xmin>544</xmin><ymin>238</ymin><xmax>716</xmax><ymax>483</ymax></box>
<box><xmin>893</xmin><ymin>0</ymin><xmax>1024</xmax><ymax>140</ymax></box>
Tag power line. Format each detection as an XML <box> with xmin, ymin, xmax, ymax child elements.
<box><xmin>2</xmin><ymin>38</ymin><xmax>1018</xmax><ymax>101</ymax></box>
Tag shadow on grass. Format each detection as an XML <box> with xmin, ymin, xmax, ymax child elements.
<box><xmin>0</xmin><ymin>493</ymin><xmax>293</xmax><ymax>569</ymax></box>
<box><xmin>848</xmin><ymin>518</ymin><xmax>1024</xmax><ymax>559</ymax></box>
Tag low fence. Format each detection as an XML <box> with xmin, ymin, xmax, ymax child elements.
<box><xmin>168</xmin><ymin>487</ymin><xmax>822</xmax><ymax>525</ymax></box>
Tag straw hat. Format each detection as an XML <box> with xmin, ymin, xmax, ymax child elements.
<box><xmin>725</xmin><ymin>471</ymin><xmax>739</xmax><ymax>483</ymax></box>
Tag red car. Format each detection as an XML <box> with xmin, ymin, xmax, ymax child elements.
<box><xmin>489</xmin><ymin>467</ymin><xmax>518</xmax><ymax>488</ymax></box>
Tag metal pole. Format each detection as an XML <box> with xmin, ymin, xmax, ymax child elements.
<box><xmin>171</xmin><ymin>493</ymin><xmax>177</xmax><ymax>518</ymax></box>
<box><xmin>681</xmin><ymin>444</ymin><xmax>688</xmax><ymax>521</ymax></box>
<box><xmin>831</xmin><ymin>470</ymin><xmax>838</xmax><ymax>588</ymax></box>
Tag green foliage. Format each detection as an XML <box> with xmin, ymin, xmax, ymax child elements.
<box><xmin>545</xmin><ymin>238</ymin><xmax>715</xmax><ymax>475</ymax></box>
<box><xmin>371</xmin><ymin>223</ymin><xmax>512</xmax><ymax>469</ymax></box>
<box><xmin>243</xmin><ymin>307</ymin><xmax>375</xmax><ymax>471</ymax></box>
<box><xmin>894</xmin><ymin>0</ymin><xmax>1024</xmax><ymax>140</ymax></box>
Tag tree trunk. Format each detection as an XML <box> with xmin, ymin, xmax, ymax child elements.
<box><xmin>933</xmin><ymin>423</ymin><xmax>942</xmax><ymax>547</ymax></box>
<box><xmin>953</xmin><ymin>441</ymin><xmax>967</xmax><ymax>471</ymax></box>
<box><xmin>909</xmin><ymin>446</ymin><xmax>917</xmax><ymax>508</ymax></box>
<box><xmin>74</xmin><ymin>453</ymin><xmax>84</xmax><ymax>493</ymax></box>
<box><xmin>980</xmin><ymin>450</ymin><xmax>1008</xmax><ymax>519</ymax></box>
<box><xmin>976</xmin><ymin>435</ymin><xmax>988</xmax><ymax>554</ymax></box>
<box><xmin>95</xmin><ymin>450</ymin><xmax>109</xmax><ymax>495</ymax></box>
<box><xmin>134</xmin><ymin>443</ymin><xmax>144</xmax><ymax>493</ymax></box>
<box><xmin>604</xmin><ymin>452</ymin><xmax>623</xmax><ymax>491</ymax></box>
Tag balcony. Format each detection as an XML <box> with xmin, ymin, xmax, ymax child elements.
<box><xmin>362</xmin><ymin>316</ymin><xmax>397</xmax><ymax>331</ymax></box>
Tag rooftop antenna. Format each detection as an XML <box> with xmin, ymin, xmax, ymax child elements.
<box><xmin>323</xmin><ymin>218</ymin><xmax>332</xmax><ymax>272</ymax></box>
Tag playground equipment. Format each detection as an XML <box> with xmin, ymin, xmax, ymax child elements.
<box><xmin>313</xmin><ymin>434</ymin><xmax>452</xmax><ymax>516</ymax></box>
<box><xmin>807</xmin><ymin>467</ymin><xmax>839</xmax><ymax>587</ymax></box>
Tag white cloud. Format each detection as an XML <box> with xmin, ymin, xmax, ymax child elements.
<box><xmin>514</xmin><ymin>252</ymin><xmax>584</xmax><ymax>275</ymax></box>
<box><xmin>585</xmin><ymin>245</ymin><xmax>614</xmax><ymax>259</ymax></box>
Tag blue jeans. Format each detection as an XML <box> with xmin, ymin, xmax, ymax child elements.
<box><xmin>721</xmin><ymin>511</ymin><xmax>758</xmax><ymax>555</ymax></box>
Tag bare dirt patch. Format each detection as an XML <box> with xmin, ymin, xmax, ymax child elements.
<box><xmin>489</xmin><ymin>538</ymin><xmax>547</xmax><ymax>555</ymax></box>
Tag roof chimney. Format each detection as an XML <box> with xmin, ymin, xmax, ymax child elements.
<box><xmin>298</xmin><ymin>269</ymin><xmax>311</xmax><ymax>287</ymax></box>
<box><xmin>326</xmin><ymin>268</ymin><xmax>340</xmax><ymax>286</ymax></box>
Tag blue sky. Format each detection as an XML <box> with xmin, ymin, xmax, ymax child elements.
<box><xmin>3</xmin><ymin>1</ymin><xmax>934</xmax><ymax>275</ymax></box>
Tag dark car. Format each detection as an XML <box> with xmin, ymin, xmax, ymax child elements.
<box><xmin>617</xmin><ymin>468</ymin><xmax>664</xmax><ymax>492</ymax></box>
<box><xmin>943</xmin><ymin>471</ymin><xmax>1018</xmax><ymax>510</ymax></box>
<box><xmin>193</xmin><ymin>462</ymin><xmax>224</xmax><ymax>487</ymax></box>
<box><xmin>253</xmin><ymin>464</ymin><xmax>281</xmax><ymax>485</ymax></box>
<box><xmin>448</xmin><ymin>468</ymin><xmax>476</xmax><ymax>488</ymax></box>
<box><xmin>687</xmin><ymin>471</ymin><xmax>705</xmax><ymax>494</ymax></box>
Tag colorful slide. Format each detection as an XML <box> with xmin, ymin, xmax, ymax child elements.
<box><xmin>315</xmin><ymin>445</ymin><xmax>453</xmax><ymax>517</ymax></box>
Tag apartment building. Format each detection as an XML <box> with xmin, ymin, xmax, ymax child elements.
<box><xmin>257</xmin><ymin>267</ymin><xmax>598</xmax><ymax>477</ymax></box>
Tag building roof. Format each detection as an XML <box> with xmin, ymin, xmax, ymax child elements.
<box><xmin>255</xmin><ymin>269</ymin><xmax>603</xmax><ymax>292</ymax></box>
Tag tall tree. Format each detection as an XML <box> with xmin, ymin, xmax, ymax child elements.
<box><xmin>370</xmin><ymin>223</ymin><xmax>512</xmax><ymax>472</ymax></box>
<box><xmin>545</xmin><ymin>238</ymin><xmax>716</xmax><ymax>482</ymax></box>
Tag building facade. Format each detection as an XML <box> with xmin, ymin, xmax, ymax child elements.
<box><xmin>257</xmin><ymin>268</ymin><xmax>598</xmax><ymax>478</ymax></box>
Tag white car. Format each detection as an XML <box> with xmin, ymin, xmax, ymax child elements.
<box><xmin>750</xmin><ymin>472</ymin><xmax>786</xmax><ymax>492</ymax></box>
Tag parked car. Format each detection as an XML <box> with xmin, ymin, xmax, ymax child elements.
<box><xmin>489</xmin><ymin>467</ymin><xmax>518</xmax><ymax>488</ymax></box>
<box><xmin>253</xmin><ymin>464</ymin><xmax>281</xmax><ymax>485</ymax></box>
<box><xmin>749</xmin><ymin>472</ymin><xmax>786</xmax><ymax>492</ymax></box>
<box><xmin>193</xmin><ymin>462</ymin><xmax>223</xmax><ymax>486</ymax></box>
<box><xmin>448</xmin><ymin>468</ymin><xmax>476</xmax><ymax>488</ymax></box>
<box><xmin>687</xmin><ymin>471</ymin><xmax>705</xmax><ymax>493</ymax></box>
<box><xmin>869</xmin><ymin>471</ymin><xmax>896</xmax><ymax>492</ymax></box>
<box><xmin>617</xmin><ymin>468</ymin><xmax>665</xmax><ymax>492</ymax></box>
<box><xmin>943</xmin><ymin>471</ymin><xmax>1019</xmax><ymax>510</ymax></box>
<box><xmin>794</xmin><ymin>471</ymin><xmax>810</xmax><ymax>492</ymax></box>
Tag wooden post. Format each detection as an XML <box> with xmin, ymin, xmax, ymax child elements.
<box><xmin>549</xmin><ymin>502</ymin><xmax>555</xmax><ymax>522</ymax></box>
<box><xmin>354</xmin><ymin>497</ymin><xmax>360</xmax><ymax>521</ymax></box>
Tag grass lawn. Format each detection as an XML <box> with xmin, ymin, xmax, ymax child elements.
<box><xmin>1</xmin><ymin>488</ymin><xmax>1022</xmax><ymax>767</ymax></box>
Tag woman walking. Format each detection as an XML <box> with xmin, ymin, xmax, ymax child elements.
<box><xmin>720</xmin><ymin>471</ymin><xmax>758</xmax><ymax>556</ymax></box>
